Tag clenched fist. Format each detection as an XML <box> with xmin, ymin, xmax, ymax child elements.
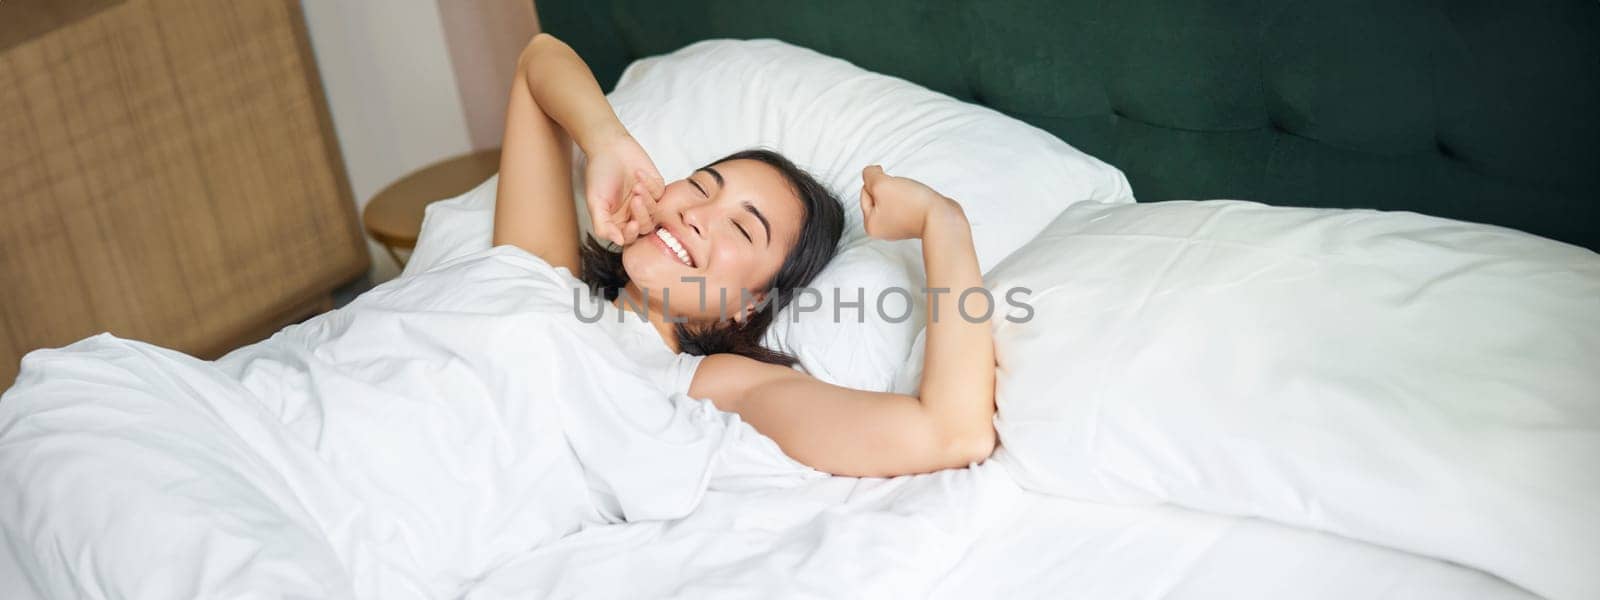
<box><xmin>858</xmin><ymin>165</ymin><xmax>961</xmax><ymax>242</ymax></box>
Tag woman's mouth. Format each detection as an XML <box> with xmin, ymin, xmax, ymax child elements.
<box><xmin>651</xmin><ymin>227</ymin><xmax>695</xmax><ymax>268</ymax></box>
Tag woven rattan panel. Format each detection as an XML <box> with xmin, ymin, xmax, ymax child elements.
<box><xmin>0</xmin><ymin>0</ymin><xmax>368</xmax><ymax>387</ymax></box>
<box><xmin>0</xmin><ymin>0</ymin><xmax>126</xmax><ymax>52</ymax></box>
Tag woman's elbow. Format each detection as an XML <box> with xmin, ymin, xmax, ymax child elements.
<box><xmin>944</xmin><ymin>425</ymin><xmax>997</xmax><ymax>468</ymax></box>
<box><xmin>527</xmin><ymin>32</ymin><xmax>560</xmax><ymax>50</ymax></box>
<box><xmin>517</xmin><ymin>33</ymin><xmax>562</xmax><ymax>67</ymax></box>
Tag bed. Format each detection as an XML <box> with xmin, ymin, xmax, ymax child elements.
<box><xmin>2</xmin><ymin>1</ymin><xmax>1596</xmax><ymax>598</ymax></box>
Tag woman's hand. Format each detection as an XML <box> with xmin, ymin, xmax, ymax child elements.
<box><xmin>859</xmin><ymin>165</ymin><xmax>962</xmax><ymax>242</ymax></box>
<box><xmin>584</xmin><ymin>131</ymin><xmax>665</xmax><ymax>247</ymax></box>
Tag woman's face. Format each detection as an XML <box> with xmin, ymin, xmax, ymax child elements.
<box><xmin>621</xmin><ymin>158</ymin><xmax>805</xmax><ymax>323</ymax></box>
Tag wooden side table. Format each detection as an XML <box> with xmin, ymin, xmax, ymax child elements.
<box><xmin>363</xmin><ymin>148</ymin><xmax>502</xmax><ymax>267</ymax></box>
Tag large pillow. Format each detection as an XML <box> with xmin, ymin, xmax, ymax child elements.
<box><xmin>406</xmin><ymin>38</ymin><xmax>1132</xmax><ymax>391</ymax></box>
<box><xmin>981</xmin><ymin>200</ymin><xmax>1600</xmax><ymax>600</ymax></box>
<box><xmin>404</xmin><ymin>174</ymin><xmax>501</xmax><ymax>277</ymax></box>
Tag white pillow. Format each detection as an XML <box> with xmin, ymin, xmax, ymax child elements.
<box><xmin>406</xmin><ymin>38</ymin><xmax>1133</xmax><ymax>390</ymax></box>
<box><xmin>403</xmin><ymin>174</ymin><xmax>501</xmax><ymax>277</ymax></box>
<box><xmin>981</xmin><ymin>200</ymin><xmax>1600</xmax><ymax>600</ymax></box>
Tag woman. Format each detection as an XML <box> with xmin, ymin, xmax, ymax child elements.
<box><xmin>494</xmin><ymin>33</ymin><xmax>995</xmax><ymax>478</ymax></box>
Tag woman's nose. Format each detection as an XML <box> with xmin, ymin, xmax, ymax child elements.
<box><xmin>680</xmin><ymin>204</ymin><xmax>706</xmax><ymax>239</ymax></box>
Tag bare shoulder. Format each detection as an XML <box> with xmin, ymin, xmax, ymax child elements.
<box><xmin>688</xmin><ymin>354</ymin><xmax>804</xmax><ymax>412</ymax></box>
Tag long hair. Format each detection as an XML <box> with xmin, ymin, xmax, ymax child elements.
<box><xmin>578</xmin><ymin>149</ymin><xmax>844</xmax><ymax>366</ymax></box>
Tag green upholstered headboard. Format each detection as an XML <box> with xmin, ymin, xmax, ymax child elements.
<box><xmin>535</xmin><ymin>0</ymin><xmax>1600</xmax><ymax>251</ymax></box>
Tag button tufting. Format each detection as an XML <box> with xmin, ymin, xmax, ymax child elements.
<box><xmin>1436</xmin><ymin>140</ymin><xmax>1456</xmax><ymax>160</ymax></box>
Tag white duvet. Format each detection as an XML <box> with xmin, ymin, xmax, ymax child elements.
<box><xmin>0</xmin><ymin>247</ymin><xmax>826</xmax><ymax>598</ymax></box>
<box><xmin>1</xmin><ymin>240</ymin><xmax>1578</xmax><ymax>599</ymax></box>
<box><xmin>980</xmin><ymin>200</ymin><xmax>1600</xmax><ymax>600</ymax></box>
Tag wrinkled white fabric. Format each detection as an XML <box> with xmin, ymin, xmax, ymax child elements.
<box><xmin>982</xmin><ymin>200</ymin><xmax>1600</xmax><ymax>600</ymax></box>
<box><xmin>932</xmin><ymin>472</ymin><xmax>1538</xmax><ymax>600</ymax></box>
<box><xmin>0</xmin><ymin>238</ymin><xmax>1555</xmax><ymax>599</ymax></box>
<box><xmin>0</xmin><ymin>246</ymin><xmax>819</xmax><ymax>598</ymax></box>
<box><xmin>464</xmin><ymin>461</ymin><xmax>1019</xmax><ymax>600</ymax></box>
<box><xmin>458</xmin><ymin>460</ymin><xmax>1537</xmax><ymax>600</ymax></box>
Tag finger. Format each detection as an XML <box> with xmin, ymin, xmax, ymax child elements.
<box><xmin>859</xmin><ymin>187</ymin><xmax>874</xmax><ymax>234</ymax></box>
<box><xmin>605</xmin><ymin>216</ymin><xmax>627</xmax><ymax>247</ymax></box>
<box><xmin>609</xmin><ymin>191</ymin><xmax>632</xmax><ymax>224</ymax></box>
<box><xmin>862</xmin><ymin>164</ymin><xmax>886</xmax><ymax>185</ymax></box>
<box><xmin>595</xmin><ymin>221</ymin><xmax>621</xmax><ymax>247</ymax></box>
<box><xmin>605</xmin><ymin>214</ymin><xmax>627</xmax><ymax>245</ymax></box>
<box><xmin>640</xmin><ymin>168</ymin><xmax>666</xmax><ymax>199</ymax></box>
<box><xmin>630</xmin><ymin>192</ymin><xmax>655</xmax><ymax>231</ymax></box>
<box><xmin>588</xmin><ymin>193</ymin><xmax>620</xmax><ymax>245</ymax></box>
<box><xmin>598</xmin><ymin>189</ymin><xmax>628</xmax><ymax>233</ymax></box>
<box><xmin>632</xmin><ymin>180</ymin><xmax>653</xmax><ymax>209</ymax></box>
<box><xmin>861</xmin><ymin>165</ymin><xmax>888</xmax><ymax>205</ymax></box>
<box><xmin>634</xmin><ymin>181</ymin><xmax>661</xmax><ymax>221</ymax></box>
<box><xmin>651</xmin><ymin>177</ymin><xmax>667</xmax><ymax>200</ymax></box>
<box><xmin>625</xmin><ymin>169</ymin><xmax>644</xmax><ymax>203</ymax></box>
<box><xmin>588</xmin><ymin>190</ymin><xmax>616</xmax><ymax>216</ymax></box>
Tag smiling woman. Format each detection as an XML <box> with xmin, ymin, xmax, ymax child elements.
<box><xmin>492</xmin><ymin>33</ymin><xmax>998</xmax><ymax>477</ymax></box>
<box><xmin>591</xmin><ymin>149</ymin><xmax>839</xmax><ymax>363</ymax></box>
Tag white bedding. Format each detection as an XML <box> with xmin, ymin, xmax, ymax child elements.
<box><xmin>981</xmin><ymin>200</ymin><xmax>1600</xmax><ymax>599</ymax></box>
<box><xmin>935</xmin><ymin>474</ymin><xmax>1537</xmax><ymax>600</ymax></box>
<box><xmin>462</xmin><ymin>460</ymin><xmax>1536</xmax><ymax>600</ymax></box>
<box><xmin>0</xmin><ymin>247</ymin><xmax>821</xmax><ymax>598</ymax></box>
<box><xmin>0</xmin><ymin>243</ymin><xmax>1551</xmax><ymax>598</ymax></box>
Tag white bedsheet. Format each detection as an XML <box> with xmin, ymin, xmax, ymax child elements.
<box><xmin>457</xmin><ymin>459</ymin><xmax>1534</xmax><ymax>599</ymax></box>
<box><xmin>0</xmin><ymin>247</ymin><xmax>820</xmax><ymax>598</ymax></box>
<box><xmin>934</xmin><ymin>470</ymin><xmax>1538</xmax><ymax>600</ymax></box>
<box><xmin>0</xmin><ymin>246</ymin><xmax>1541</xmax><ymax>598</ymax></box>
<box><xmin>464</xmin><ymin>461</ymin><xmax>1017</xmax><ymax>599</ymax></box>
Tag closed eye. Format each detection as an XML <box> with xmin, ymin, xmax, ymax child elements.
<box><xmin>733</xmin><ymin>219</ymin><xmax>752</xmax><ymax>243</ymax></box>
<box><xmin>689</xmin><ymin>178</ymin><xmax>708</xmax><ymax>197</ymax></box>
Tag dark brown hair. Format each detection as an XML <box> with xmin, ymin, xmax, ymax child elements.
<box><xmin>578</xmin><ymin>149</ymin><xmax>844</xmax><ymax>365</ymax></box>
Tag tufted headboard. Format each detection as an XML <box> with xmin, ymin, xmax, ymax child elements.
<box><xmin>535</xmin><ymin>0</ymin><xmax>1599</xmax><ymax>251</ymax></box>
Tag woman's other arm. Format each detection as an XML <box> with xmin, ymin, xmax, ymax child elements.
<box><xmin>690</xmin><ymin>167</ymin><xmax>997</xmax><ymax>477</ymax></box>
<box><xmin>894</xmin><ymin>171</ymin><xmax>997</xmax><ymax>451</ymax></box>
<box><xmin>493</xmin><ymin>33</ymin><xmax>662</xmax><ymax>271</ymax></box>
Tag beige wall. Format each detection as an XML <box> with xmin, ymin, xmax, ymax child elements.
<box><xmin>437</xmin><ymin>1</ymin><xmax>539</xmax><ymax>151</ymax></box>
<box><xmin>298</xmin><ymin>0</ymin><xmax>536</xmax><ymax>282</ymax></box>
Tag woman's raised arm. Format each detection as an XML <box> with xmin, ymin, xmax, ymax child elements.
<box><xmin>493</xmin><ymin>33</ymin><xmax>663</xmax><ymax>271</ymax></box>
<box><xmin>689</xmin><ymin>166</ymin><xmax>997</xmax><ymax>478</ymax></box>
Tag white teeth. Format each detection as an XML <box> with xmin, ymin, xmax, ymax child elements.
<box><xmin>655</xmin><ymin>228</ymin><xmax>693</xmax><ymax>267</ymax></box>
